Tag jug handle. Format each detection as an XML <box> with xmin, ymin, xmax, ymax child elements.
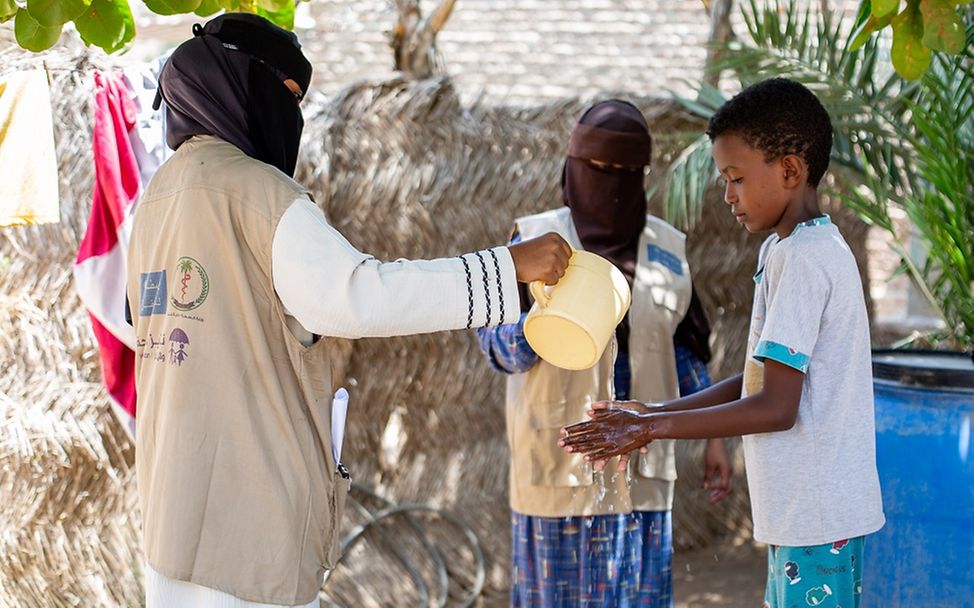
<box><xmin>529</xmin><ymin>281</ymin><xmax>550</xmax><ymax>308</ymax></box>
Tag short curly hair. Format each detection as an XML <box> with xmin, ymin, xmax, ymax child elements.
<box><xmin>707</xmin><ymin>78</ymin><xmax>833</xmax><ymax>187</ymax></box>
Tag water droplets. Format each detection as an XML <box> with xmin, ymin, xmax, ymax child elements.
<box><xmin>595</xmin><ymin>470</ymin><xmax>607</xmax><ymax>502</ymax></box>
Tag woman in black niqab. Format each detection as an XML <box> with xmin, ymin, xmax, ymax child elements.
<box><xmin>154</xmin><ymin>12</ymin><xmax>312</xmax><ymax>177</ymax></box>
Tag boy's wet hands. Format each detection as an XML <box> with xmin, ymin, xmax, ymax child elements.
<box><xmin>508</xmin><ymin>232</ymin><xmax>572</xmax><ymax>285</ymax></box>
<box><xmin>560</xmin><ymin>403</ymin><xmax>653</xmax><ymax>472</ymax></box>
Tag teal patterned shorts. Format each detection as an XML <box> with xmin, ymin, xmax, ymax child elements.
<box><xmin>763</xmin><ymin>536</ymin><xmax>865</xmax><ymax>608</ymax></box>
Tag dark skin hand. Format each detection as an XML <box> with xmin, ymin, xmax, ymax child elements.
<box><xmin>703</xmin><ymin>436</ymin><xmax>733</xmax><ymax>503</ymax></box>
<box><xmin>595</xmin><ymin>400</ymin><xmax>734</xmax><ymax>502</ymax></box>
<box><xmin>508</xmin><ymin>232</ymin><xmax>573</xmax><ymax>285</ymax></box>
<box><xmin>560</xmin><ymin>359</ymin><xmax>804</xmax><ymax>470</ymax></box>
<box><xmin>556</xmin><ymin>373</ymin><xmax>745</xmax><ymax>471</ymax></box>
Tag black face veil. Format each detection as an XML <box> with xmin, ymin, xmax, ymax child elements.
<box><xmin>155</xmin><ymin>13</ymin><xmax>312</xmax><ymax>177</ymax></box>
<box><xmin>562</xmin><ymin>100</ymin><xmax>652</xmax><ymax>282</ymax></box>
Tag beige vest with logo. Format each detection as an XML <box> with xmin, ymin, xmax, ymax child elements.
<box><xmin>509</xmin><ymin>208</ymin><xmax>691</xmax><ymax>517</ymax></box>
<box><xmin>126</xmin><ymin>136</ymin><xmax>346</xmax><ymax>606</ymax></box>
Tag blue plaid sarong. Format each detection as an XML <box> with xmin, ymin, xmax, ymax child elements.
<box><xmin>511</xmin><ymin>510</ymin><xmax>673</xmax><ymax>607</ymax></box>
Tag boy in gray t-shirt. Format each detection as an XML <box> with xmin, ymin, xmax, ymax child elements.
<box><xmin>560</xmin><ymin>78</ymin><xmax>884</xmax><ymax>608</ymax></box>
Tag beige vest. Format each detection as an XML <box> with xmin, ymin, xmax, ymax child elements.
<box><xmin>126</xmin><ymin>136</ymin><xmax>346</xmax><ymax>606</ymax></box>
<box><xmin>508</xmin><ymin>208</ymin><xmax>690</xmax><ymax>517</ymax></box>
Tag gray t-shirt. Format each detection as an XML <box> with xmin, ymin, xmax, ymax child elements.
<box><xmin>741</xmin><ymin>216</ymin><xmax>885</xmax><ymax>547</ymax></box>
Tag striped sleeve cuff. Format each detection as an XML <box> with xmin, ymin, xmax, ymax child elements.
<box><xmin>753</xmin><ymin>340</ymin><xmax>810</xmax><ymax>373</ymax></box>
<box><xmin>458</xmin><ymin>246</ymin><xmax>519</xmax><ymax>329</ymax></box>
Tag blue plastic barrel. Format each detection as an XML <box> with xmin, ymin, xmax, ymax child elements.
<box><xmin>862</xmin><ymin>350</ymin><xmax>974</xmax><ymax>608</ymax></box>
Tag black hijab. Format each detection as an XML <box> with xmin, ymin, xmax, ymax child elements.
<box><xmin>154</xmin><ymin>13</ymin><xmax>312</xmax><ymax>177</ymax></box>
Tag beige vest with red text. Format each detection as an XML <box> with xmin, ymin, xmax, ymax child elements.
<box><xmin>508</xmin><ymin>207</ymin><xmax>690</xmax><ymax>516</ymax></box>
<box><xmin>127</xmin><ymin>136</ymin><xmax>346</xmax><ymax>606</ymax></box>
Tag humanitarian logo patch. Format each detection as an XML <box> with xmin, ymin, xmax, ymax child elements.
<box><xmin>139</xmin><ymin>270</ymin><xmax>168</xmax><ymax>316</ymax></box>
<box><xmin>169</xmin><ymin>327</ymin><xmax>190</xmax><ymax>366</ymax></box>
<box><xmin>647</xmin><ymin>244</ymin><xmax>684</xmax><ymax>276</ymax></box>
<box><xmin>171</xmin><ymin>257</ymin><xmax>209</xmax><ymax>311</ymax></box>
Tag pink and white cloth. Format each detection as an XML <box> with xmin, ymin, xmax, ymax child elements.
<box><xmin>74</xmin><ymin>69</ymin><xmax>166</xmax><ymax>436</ymax></box>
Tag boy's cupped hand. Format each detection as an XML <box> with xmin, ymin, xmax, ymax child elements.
<box><xmin>559</xmin><ymin>401</ymin><xmax>652</xmax><ymax>473</ymax></box>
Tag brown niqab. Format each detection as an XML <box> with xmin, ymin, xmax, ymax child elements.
<box><xmin>563</xmin><ymin>99</ymin><xmax>652</xmax><ymax>282</ymax></box>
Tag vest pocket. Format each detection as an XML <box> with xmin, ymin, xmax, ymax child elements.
<box><xmin>529</xmin><ymin>427</ymin><xmax>594</xmax><ymax>487</ymax></box>
<box><xmin>631</xmin><ymin>275</ymin><xmax>690</xmax><ymax>353</ymax></box>
<box><xmin>309</xmin><ymin>465</ymin><xmax>350</xmax><ymax>570</ymax></box>
<box><xmin>635</xmin><ymin>439</ymin><xmax>677</xmax><ymax>481</ymax></box>
<box><xmin>319</xmin><ymin>468</ymin><xmax>350</xmax><ymax>569</ymax></box>
<box><xmin>523</xmin><ymin>397</ymin><xmax>596</xmax><ymax>488</ymax></box>
<box><xmin>525</xmin><ymin>397</ymin><xmax>570</xmax><ymax>430</ymax></box>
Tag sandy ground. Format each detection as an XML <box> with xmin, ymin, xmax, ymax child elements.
<box><xmin>673</xmin><ymin>539</ymin><xmax>768</xmax><ymax>608</ymax></box>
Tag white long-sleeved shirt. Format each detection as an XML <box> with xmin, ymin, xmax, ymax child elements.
<box><xmin>272</xmin><ymin>197</ymin><xmax>520</xmax><ymax>341</ymax></box>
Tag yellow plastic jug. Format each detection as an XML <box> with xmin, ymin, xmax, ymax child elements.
<box><xmin>524</xmin><ymin>250</ymin><xmax>631</xmax><ymax>371</ymax></box>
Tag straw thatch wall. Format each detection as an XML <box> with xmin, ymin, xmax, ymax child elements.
<box><xmin>0</xmin><ymin>46</ymin><xmax>870</xmax><ymax>606</ymax></box>
<box><xmin>0</xmin><ymin>44</ymin><xmax>143</xmax><ymax>608</ymax></box>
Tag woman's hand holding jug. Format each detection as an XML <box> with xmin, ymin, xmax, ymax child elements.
<box><xmin>508</xmin><ymin>232</ymin><xmax>572</xmax><ymax>285</ymax></box>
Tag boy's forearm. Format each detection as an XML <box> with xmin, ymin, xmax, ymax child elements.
<box><xmin>653</xmin><ymin>373</ymin><xmax>743</xmax><ymax>413</ymax></box>
<box><xmin>650</xmin><ymin>359</ymin><xmax>803</xmax><ymax>439</ymax></box>
<box><xmin>648</xmin><ymin>390</ymin><xmax>794</xmax><ymax>440</ymax></box>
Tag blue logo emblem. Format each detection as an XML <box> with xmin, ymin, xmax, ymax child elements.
<box><xmin>139</xmin><ymin>270</ymin><xmax>168</xmax><ymax>316</ymax></box>
<box><xmin>647</xmin><ymin>244</ymin><xmax>684</xmax><ymax>276</ymax></box>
